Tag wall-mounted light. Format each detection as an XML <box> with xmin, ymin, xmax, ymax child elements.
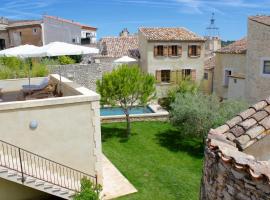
<box><xmin>29</xmin><ymin>120</ymin><xmax>38</xmax><ymax>130</ymax></box>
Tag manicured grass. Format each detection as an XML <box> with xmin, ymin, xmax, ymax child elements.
<box><xmin>102</xmin><ymin>121</ymin><xmax>203</xmax><ymax>200</ymax></box>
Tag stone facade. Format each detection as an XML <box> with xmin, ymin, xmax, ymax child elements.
<box><xmin>48</xmin><ymin>63</ymin><xmax>113</xmax><ymax>91</ymax></box>
<box><xmin>201</xmin><ymin>97</ymin><xmax>270</xmax><ymax>200</ymax></box>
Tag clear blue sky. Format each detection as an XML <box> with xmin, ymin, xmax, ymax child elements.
<box><xmin>1</xmin><ymin>0</ymin><xmax>270</xmax><ymax>40</ymax></box>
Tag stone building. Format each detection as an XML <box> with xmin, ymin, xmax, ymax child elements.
<box><xmin>213</xmin><ymin>38</ymin><xmax>247</xmax><ymax>100</ymax></box>
<box><xmin>245</xmin><ymin>16</ymin><xmax>270</xmax><ymax>103</ymax></box>
<box><xmin>203</xmin><ymin>56</ymin><xmax>215</xmax><ymax>94</ymax></box>
<box><xmin>138</xmin><ymin>27</ymin><xmax>206</xmax><ymax>97</ymax></box>
<box><xmin>213</xmin><ymin>16</ymin><xmax>270</xmax><ymax>103</ymax></box>
<box><xmin>201</xmin><ymin>97</ymin><xmax>270</xmax><ymax>200</ymax></box>
<box><xmin>0</xmin><ymin>15</ymin><xmax>97</xmax><ymax>49</ymax></box>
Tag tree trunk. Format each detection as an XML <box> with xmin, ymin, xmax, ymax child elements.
<box><xmin>126</xmin><ymin>114</ymin><xmax>131</xmax><ymax>137</ymax></box>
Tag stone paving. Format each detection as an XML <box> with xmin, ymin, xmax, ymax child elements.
<box><xmin>102</xmin><ymin>154</ymin><xmax>137</xmax><ymax>200</ymax></box>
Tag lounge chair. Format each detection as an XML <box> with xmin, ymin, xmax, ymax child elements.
<box><xmin>22</xmin><ymin>77</ymin><xmax>49</xmax><ymax>93</ymax></box>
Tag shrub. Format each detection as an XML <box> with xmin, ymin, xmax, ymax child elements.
<box><xmin>40</xmin><ymin>57</ymin><xmax>60</xmax><ymax>65</ymax></box>
<box><xmin>170</xmin><ymin>93</ymin><xmax>247</xmax><ymax>143</ymax></box>
<box><xmin>159</xmin><ymin>77</ymin><xmax>199</xmax><ymax>110</ymax></box>
<box><xmin>73</xmin><ymin>177</ymin><xmax>102</xmax><ymax>200</ymax></box>
<box><xmin>58</xmin><ymin>56</ymin><xmax>76</xmax><ymax>65</ymax></box>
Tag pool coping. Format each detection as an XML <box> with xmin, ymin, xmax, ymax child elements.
<box><xmin>100</xmin><ymin>104</ymin><xmax>169</xmax><ymax>120</ymax></box>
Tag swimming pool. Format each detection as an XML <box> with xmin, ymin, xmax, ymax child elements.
<box><xmin>100</xmin><ymin>106</ymin><xmax>154</xmax><ymax>116</ymax></box>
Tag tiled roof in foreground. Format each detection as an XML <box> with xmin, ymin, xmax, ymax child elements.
<box><xmin>100</xmin><ymin>36</ymin><xmax>139</xmax><ymax>58</ymax></box>
<box><xmin>139</xmin><ymin>27</ymin><xmax>205</xmax><ymax>41</ymax></box>
<box><xmin>249</xmin><ymin>15</ymin><xmax>270</xmax><ymax>26</ymax></box>
<box><xmin>216</xmin><ymin>38</ymin><xmax>247</xmax><ymax>54</ymax></box>
<box><xmin>208</xmin><ymin>96</ymin><xmax>270</xmax><ymax>181</ymax></box>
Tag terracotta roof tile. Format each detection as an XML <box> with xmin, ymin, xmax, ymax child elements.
<box><xmin>259</xmin><ymin>116</ymin><xmax>270</xmax><ymax>130</ymax></box>
<box><xmin>246</xmin><ymin>126</ymin><xmax>265</xmax><ymax>139</ymax></box>
<box><xmin>226</xmin><ymin>116</ymin><xmax>242</xmax><ymax>128</ymax></box>
<box><xmin>238</xmin><ymin>108</ymin><xmax>256</xmax><ymax>120</ymax></box>
<box><xmin>239</xmin><ymin>118</ymin><xmax>257</xmax><ymax>130</ymax></box>
<box><xmin>216</xmin><ymin>38</ymin><xmax>247</xmax><ymax>54</ymax></box>
<box><xmin>251</xmin><ymin>101</ymin><xmax>268</xmax><ymax>111</ymax></box>
<box><xmin>139</xmin><ymin>27</ymin><xmax>205</xmax><ymax>41</ymax></box>
<box><xmin>231</xmin><ymin>125</ymin><xmax>245</xmax><ymax>137</ymax></box>
<box><xmin>252</xmin><ymin>111</ymin><xmax>268</xmax><ymax>121</ymax></box>
<box><xmin>100</xmin><ymin>36</ymin><xmax>139</xmax><ymax>58</ymax></box>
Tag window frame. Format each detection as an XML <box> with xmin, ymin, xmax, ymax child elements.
<box><xmin>182</xmin><ymin>69</ymin><xmax>191</xmax><ymax>79</ymax></box>
<box><xmin>224</xmin><ymin>68</ymin><xmax>232</xmax><ymax>87</ymax></box>
<box><xmin>263</xmin><ymin>60</ymin><xmax>270</xmax><ymax>75</ymax></box>
<box><xmin>157</xmin><ymin>45</ymin><xmax>164</xmax><ymax>56</ymax></box>
<box><xmin>204</xmin><ymin>72</ymin><xmax>208</xmax><ymax>80</ymax></box>
<box><xmin>161</xmin><ymin>70</ymin><xmax>171</xmax><ymax>83</ymax></box>
<box><xmin>171</xmin><ymin>45</ymin><xmax>178</xmax><ymax>56</ymax></box>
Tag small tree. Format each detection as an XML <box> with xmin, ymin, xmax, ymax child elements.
<box><xmin>73</xmin><ymin>177</ymin><xmax>102</xmax><ymax>200</ymax></box>
<box><xmin>96</xmin><ymin>65</ymin><xmax>156</xmax><ymax>137</ymax></box>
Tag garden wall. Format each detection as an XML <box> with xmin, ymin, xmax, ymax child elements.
<box><xmin>48</xmin><ymin>62</ymin><xmax>114</xmax><ymax>91</ymax></box>
<box><xmin>201</xmin><ymin>135</ymin><xmax>270</xmax><ymax>200</ymax></box>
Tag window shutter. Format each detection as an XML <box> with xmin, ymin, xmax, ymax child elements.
<box><xmin>168</xmin><ymin>46</ymin><xmax>172</xmax><ymax>57</ymax></box>
<box><xmin>188</xmin><ymin>46</ymin><xmax>192</xmax><ymax>57</ymax></box>
<box><xmin>163</xmin><ymin>46</ymin><xmax>168</xmax><ymax>56</ymax></box>
<box><xmin>154</xmin><ymin>46</ymin><xmax>158</xmax><ymax>57</ymax></box>
<box><xmin>191</xmin><ymin>69</ymin><xmax>196</xmax><ymax>81</ymax></box>
<box><xmin>176</xmin><ymin>70</ymin><xmax>182</xmax><ymax>83</ymax></box>
<box><xmin>197</xmin><ymin>45</ymin><xmax>201</xmax><ymax>56</ymax></box>
<box><xmin>156</xmin><ymin>70</ymin><xmax>161</xmax><ymax>83</ymax></box>
<box><xmin>170</xmin><ymin>70</ymin><xmax>177</xmax><ymax>84</ymax></box>
<box><xmin>177</xmin><ymin>46</ymin><xmax>182</xmax><ymax>56</ymax></box>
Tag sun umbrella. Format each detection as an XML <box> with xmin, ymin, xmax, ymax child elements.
<box><xmin>27</xmin><ymin>42</ymin><xmax>99</xmax><ymax>57</ymax></box>
<box><xmin>0</xmin><ymin>45</ymin><xmax>41</xmax><ymax>58</ymax></box>
<box><xmin>113</xmin><ymin>56</ymin><xmax>137</xmax><ymax>63</ymax></box>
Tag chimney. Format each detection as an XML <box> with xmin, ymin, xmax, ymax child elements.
<box><xmin>119</xmin><ymin>28</ymin><xmax>129</xmax><ymax>37</ymax></box>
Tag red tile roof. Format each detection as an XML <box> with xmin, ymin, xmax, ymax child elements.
<box><xmin>216</xmin><ymin>38</ymin><xmax>247</xmax><ymax>54</ymax></box>
<box><xmin>249</xmin><ymin>15</ymin><xmax>270</xmax><ymax>26</ymax></box>
<box><xmin>208</xmin><ymin>96</ymin><xmax>270</xmax><ymax>181</ymax></box>
<box><xmin>100</xmin><ymin>36</ymin><xmax>139</xmax><ymax>58</ymax></box>
<box><xmin>139</xmin><ymin>27</ymin><xmax>205</xmax><ymax>41</ymax></box>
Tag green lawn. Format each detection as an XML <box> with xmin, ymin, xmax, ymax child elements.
<box><xmin>102</xmin><ymin>121</ymin><xmax>203</xmax><ymax>200</ymax></box>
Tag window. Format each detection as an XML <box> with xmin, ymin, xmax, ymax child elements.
<box><xmin>171</xmin><ymin>45</ymin><xmax>178</xmax><ymax>56</ymax></box>
<box><xmin>161</xmin><ymin>70</ymin><xmax>170</xmax><ymax>83</ymax></box>
<box><xmin>72</xmin><ymin>38</ymin><xmax>76</xmax><ymax>43</ymax></box>
<box><xmin>188</xmin><ymin>45</ymin><xmax>201</xmax><ymax>57</ymax></box>
<box><xmin>157</xmin><ymin>45</ymin><xmax>164</xmax><ymax>56</ymax></box>
<box><xmin>32</xmin><ymin>28</ymin><xmax>37</xmax><ymax>35</ymax></box>
<box><xmin>204</xmin><ymin>72</ymin><xmax>208</xmax><ymax>80</ymax></box>
<box><xmin>263</xmin><ymin>61</ymin><xmax>270</xmax><ymax>74</ymax></box>
<box><xmin>224</xmin><ymin>69</ymin><xmax>232</xmax><ymax>86</ymax></box>
<box><xmin>182</xmin><ymin>69</ymin><xmax>191</xmax><ymax>79</ymax></box>
<box><xmin>191</xmin><ymin>45</ymin><xmax>197</xmax><ymax>56</ymax></box>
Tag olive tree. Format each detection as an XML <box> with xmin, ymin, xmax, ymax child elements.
<box><xmin>96</xmin><ymin>65</ymin><xmax>156</xmax><ymax>137</ymax></box>
<box><xmin>170</xmin><ymin>93</ymin><xmax>247</xmax><ymax>143</ymax></box>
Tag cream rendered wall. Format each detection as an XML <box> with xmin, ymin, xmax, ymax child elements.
<box><xmin>245</xmin><ymin>20</ymin><xmax>270</xmax><ymax>103</ymax></box>
<box><xmin>0</xmin><ymin>178</ymin><xmax>53</xmax><ymax>200</ymax></box>
<box><xmin>139</xmin><ymin>31</ymin><xmax>205</xmax><ymax>97</ymax></box>
<box><xmin>214</xmin><ymin>53</ymin><xmax>246</xmax><ymax>99</ymax></box>
<box><xmin>0</xmin><ymin>76</ymin><xmax>103</xmax><ymax>184</ymax></box>
<box><xmin>227</xmin><ymin>77</ymin><xmax>245</xmax><ymax>100</ymax></box>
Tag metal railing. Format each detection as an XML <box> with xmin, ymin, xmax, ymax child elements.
<box><xmin>0</xmin><ymin>139</ymin><xmax>97</xmax><ymax>192</ymax></box>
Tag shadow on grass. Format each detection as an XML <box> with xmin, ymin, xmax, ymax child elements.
<box><xmin>156</xmin><ymin>129</ymin><xmax>204</xmax><ymax>158</ymax></box>
<box><xmin>101</xmin><ymin>126</ymin><xmax>137</xmax><ymax>143</ymax></box>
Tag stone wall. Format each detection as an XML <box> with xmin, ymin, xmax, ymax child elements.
<box><xmin>201</xmin><ymin>137</ymin><xmax>270</xmax><ymax>200</ymax></box>
<box><xmin>48</xmin><ymin>62</ymin><xmax>114</xmax><ymax>91</ymax></box>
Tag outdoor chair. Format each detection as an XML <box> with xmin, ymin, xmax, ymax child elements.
<box><xmin>22</xmin><ymin>77</ymin><xmax>49</xmax><ymax>94</ymax></box>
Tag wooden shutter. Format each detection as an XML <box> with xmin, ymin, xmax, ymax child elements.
<box><xmin>168</xmin><ymin>46</ymin><xmax>172</xmax><ymax>57</ymax></box>
<box><xmin>156</xmin><ymin>70</ymin><xmax>161</xmax><ymax>83</ymax></box>
<box><xmin>188</xmin><ymin>46</ymin><xmax>192</xmax><ymax>57</ymax></box>
<box><xmin>177</xmin><ymin>46</ymin><xmax>182</xmax><ymax>56</ymax></box>
<box><xmin>154</xmin><ymin>46</ymin><xmax>158</xmax><ymax>57</ymax></box>
<box><xmin>170</xmin><ymin>70</ymin><xmax>177</xmax><ymax>84</ymax></box>
<box><xmin>163</xmin><ymin>46</ymin><xmax>168</xmax><ymax>56</ymax></box>
<box><xmin>197</xmin><ymin>45</ymin><xmax>201</xmax><ymax>56</ymax></box>
<box><xmin>176</xmin><ymin>70</ymin><xmax>182</xmax><ymax>83</ymax></box>
<box><xmin>191</xmin><ymin>69</ymin><xmax>196</xmax><ymax>81</ymax></box>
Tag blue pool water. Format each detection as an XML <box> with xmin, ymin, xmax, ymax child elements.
<box><xmin>100</xmin><ymin>106</ymin><xmax>154</xmax><ymax>116</ymax></box>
